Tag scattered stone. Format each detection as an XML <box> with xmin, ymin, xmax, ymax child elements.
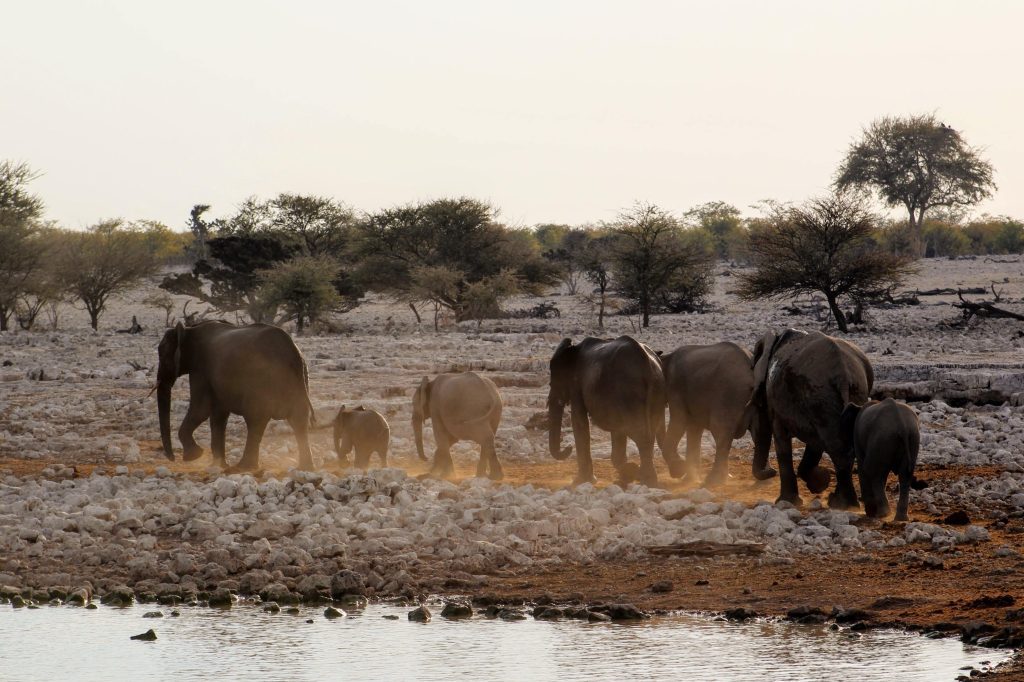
<box><xmin>382</xmin><ymin>614</ymin><xmax>399</xmax><ymax>620</ymax></box>
<box><xmin>724</xmin><ymin>607</ymin><xmax>758</xmax><ymax>621</ymax></box>
<box><xmin>943</xmin><ymin>510</ymin><xmax>971</xmax><ymax>526</ymax></box>
<box><xmin>440</xmin><ymin>602</ymin><xmax>473</xmax><ymax>620</ymax></box>
<box><xmin>130</xmin><ymin>629</ymin><xmax>157</xmax><ymax>641</ymax></box>
<box><xmin>142</xmin><ymin>611</ymin><xmax>163</xmax><ymax>618</ymax></box>
<box><xmin>408</xmin><ymin>605</ymin><xmax>431</xmax><ymax>622</ymax></box>
<box><xmin>323</xmin><ymin>607</ymin><xmax>346</xmax><ymax>619</ymax></box>
<box><xmin>650</xmin><ymin>580</ymin><xmax>673</xmax><ymax>593</ymax></box>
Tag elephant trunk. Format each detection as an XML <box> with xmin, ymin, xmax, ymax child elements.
<box><xmin>413</xmin><ymin>415</ymin><xmax>427</xmax><ymax>461</ymax></box>
<box><xmin>157</xmin><ymin>382</ymin><xmax>174</xmax><ymax>461</ymax></box>
<box><xmin>548</xmin><ymin>396</ymin><xmax>572</xmax><ymax>460</ymax></box>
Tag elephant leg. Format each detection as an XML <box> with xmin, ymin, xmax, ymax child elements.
<box><xmin>354</xmin><ymin>447</ymin><xmax>370</xmax><ymax>470</ymax></box>
<box><xmin>704</xmin><ymin>434</ymin><xmax>731</xmax><ymax>487</ymax></box>
<box><xmin>797</xmin><ymin>445</ymin><xmax>830</xmax><ymax>495</ymax></box>
<box><xmin>570</xmin><ymin>406</ymin><xmax>595</xmax><ymax>485</ymax></box>
<box><xmin>233</xmin><ymin>415</ymin><xmax>270</xmax><ymax>472</ymax></box>
<box><xmin>290</xmin><ymin>417</ymin><xmax>314</xmax><ymax>471</ymax></box>
<box><xmin>684</xmin><ymin>425</ymin><xmax>703</xmax><ymax>482</ymax></box>
<box><xmin>661</xmin><ymin>412</ymin><xmax>687</xmax><ymax>478</ymax></box>
<box><xmin>431</xmin><ymin>427</ymin><xmax>456</xmax><ymax>479</ymax></box>
<box><xmin>894</xmin><ymin>470</ymin><xmax>911</xmax><ymax>522</ymax></box>
<box><xmin>483</xmin><ymin>435</ymin><xmax>503</xmax><ymax>481</ymax></box>
<box><xmin>379</xmin><ymin>443</ymin><xmax>389</xmax><ymax>468</ymax></box>
<box><xmin>209</xmin><ymin>407</ymin><xmax>229</xmax><ymax>468</ymax></box>
<box><xmin>751</xmin><ymin>409</ymin><xmax>777</xmax><ymax>480</ymax></box>
<box><xmin>178</xmin><ymin>395</ymin><xmax>211</xmax><ymax>463</ymax></box>
<box><xmin>636</xmin><ymin>434</ymin><xmax>659</xmax><ymax>488</ymax></box>
<box><xmin>610</xmin><ymin>432</ymin><xmax>627</xmax><ymax>474</ymax></box>
<box><xmin>828</xmin><ymin>452</ymin><xmax>860</xmax><ymax>511</ymax></box>
<box><xmin>773</xmin><ymin>424</ymin><xmax>801</xmax><ymax>506</ymax></box>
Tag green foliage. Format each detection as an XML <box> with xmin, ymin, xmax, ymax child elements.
<box><xmin>610</xmin><ymin>202</ymin><xmax>715</xmax><ymax>327</ymax></box>
<box><xmin>259</xmin><ymin>256</ymin><xmax>354</xmax><ymax>333</ymax></box>
<box><xmin>835</xmin><ymin>113</ymin><xmax>996</xmax><ymax>254</ymax></box>
<box><xmin>922</xmin><ymin>220</ymin><xmax>969</xmax><ymax>258</ymax></box>
<box><xmin>683</xmin><ymin>201</ymin><xmax>745</xmax><ymax>261</ymax></box>
<box><xmin>57</xmin><ymin>220</ymin><xmax>161</xmax><ymax>330</ymax></box>
<box><xmin>0</xmin><ymin>161</ymin><xmax>46</xmax><ymax>331</ymax></box>
<box><xmin>356</xmin><ymin>197</ymin><xmax>555</xmax><ymax>322</ymax></box>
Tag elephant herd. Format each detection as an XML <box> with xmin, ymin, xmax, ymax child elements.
<box><xmin>157</xmin><ymin>321</ymin><xmax>921</xmax><ymax>520</ymax></box>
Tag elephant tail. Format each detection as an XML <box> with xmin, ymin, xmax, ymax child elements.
<box><xmin>302</xmin><ymin>357</ymin><xmax>317</xmax><ymax>429</ymax></box>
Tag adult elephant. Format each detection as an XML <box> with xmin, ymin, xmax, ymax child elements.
<box><xmin>751</xmin><ymin>329</ymin><xmax>873</xmax><ymax>508</ymax></box>
<box><xmin>548</xmin><ymin>336</ymin><xmax>666</xmax><ymax>487</ymax></box>
<box><xmin>412</xmin><ymin>371</ymin><xmax>503</xmax><ymax>480</ymax></box>
<box><xmin>662</xmin><ymin>342</ymin><xmax>776</xmax><ymax>486</ymax></box>
<box><xmin>156</xmin><ymin>321</ymin><xmax>316</xmax><ymax>471</ymax></box>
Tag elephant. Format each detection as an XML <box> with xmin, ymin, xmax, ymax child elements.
<box><xmin>157</xmin><ymin>320</ymin><xmax>315</xmax><ymax>471</ymax></box>
<box><xmin>751</xmin><ymin>329</ymin><xmax>873</xmax><ymax>508</ymax></box>
<box><xmin>333</xmin><ymin>405</ymin><xmax>390</xmax><ymax>469</ymax></box>
<box><xmin>841</xmin><ymin>398</ymin><xmax>921</xmax><ymax>521</ymax></box>
<box><xmin>412</xmin><ymin>371</ymin><xmax>503</xmax><ymax>480</ymax></box>
<box><xmin>547</xmin><ymin>336</ymin><xmax>666</xmax><ymax>487</ymax></box>
<box><xmin>661</xmin><ymin>342</ymin><xmax>776</xmax><ymax>486</ymax></box>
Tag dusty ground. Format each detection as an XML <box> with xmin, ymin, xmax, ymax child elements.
<box><xmin>5</xmin><ymin>257</ymin><xmax>1024</xmax><ymax>679</ymax></box>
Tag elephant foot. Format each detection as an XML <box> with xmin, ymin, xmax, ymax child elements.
<box><xmin>703</xmin><ymin>468</ymin><xmax>731</xmax><ymax>488</ymax></box>
<box><xmin>827</xmin><ymin>490</ymin><xmax>861</xmax><ymax>511</ymax></box>
<box><xmin>665</xmin><ymin>456</ymin><xmax>688</xmax><ymax>479</ymax></box>
<box><xmin>752</xmin><ymin>466</ymin><xmax>778</xmax><ymax>481</ymax></box>
<box><xmin>182</xmin><ymin>445</ymin><xmax>204</xmax><ymax>463</ymax></box>
<box><xmin>801</xmin><ymin>466</ymin><xmax>832</xmax><ymax>494</ymax></box>
<box><xmin>487</xmin><ymin>467</ymin><xmax>504</xmax><ymax>481</ymax></box>
<box><xmin>893</xmin><ymin>511</ymin><xmax>909</xmax><ymax>522</ymax></box>
<box><xmin>224</xmin><ymin>464</ymin><xmax>259</xmax><ymax>475</ymax></box>
<box><xmin>775</xmin><ymin>493</ymin><xmax>803</xmax><ymax>507</ymax></box>
<box><xmin>572</xmin><ymin>472</ymin><xmax>597</xmax><ymax>486</ymax></box>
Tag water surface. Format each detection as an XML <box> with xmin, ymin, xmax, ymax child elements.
<box><xmin>0</xmin><ymin>602</ymin><xmax>1006</xmax><ymax>681</ymax></box>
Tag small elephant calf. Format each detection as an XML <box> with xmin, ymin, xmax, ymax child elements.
<box><xmin>842</xmin><ymin>398</ymin><xmax>922</xmax><ymax>521</ymax></box>
<box><xmin>333</xmin><ymin>406</ymin><xmax>390</xmax><ymax>469</ymax></box>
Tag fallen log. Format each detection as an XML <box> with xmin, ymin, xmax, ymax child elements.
<box><xmin>917</xmin><ymin>287</ymin><xmax>986</xmax><ymax>296</ymax></box>
<box><xmin>953</xmin><ymin>289</ymin><xmax>1024</xmax><ymax>323</ymax></box>
<box><xmin>647</xmin><ymin>540</ymin><xmax>766</xmax><ymax>557</ymax></box>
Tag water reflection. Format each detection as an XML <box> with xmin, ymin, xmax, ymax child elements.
<box><xmin>0</xmin><ymin>603</ymin><xmax>1005</xmax><ymax>681</ymax></box>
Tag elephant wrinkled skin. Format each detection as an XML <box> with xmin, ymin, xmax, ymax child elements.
<box><xmin>156</xmin><ymin>321</ymin><xmax>315</xmax><ymax>471</ymax></box>
<box><xmin>412</xmin><ymin>371</ymin><xmax>504</xmax><ymax>480</ymax></box>
<box><xmin>333</xmin><ymin>405</ymin><xmax>390</xmax><ymax>470</ymax></box>
<box><xmin>752</xmin><ymin>329</ymin><xmax>873</xmax><ymax>508</ymax></box>
<box><xmin>547</xmin><ymin>336</ymin><xmax>666</xmax><ymax>487</ymax></box>
<box><xmin>662</xmin><ymin>341</ymin><xmax>776</xmax><ymax>486</ymax></box>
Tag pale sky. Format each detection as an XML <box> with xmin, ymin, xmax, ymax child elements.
<box><xmin>3</xmin><ymin>1</ymin><xmax>1022</xmax><ymax>229</ymax></box>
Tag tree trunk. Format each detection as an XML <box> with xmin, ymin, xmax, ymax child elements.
<box><xmin>408</xmin><ymin>302</ymin><xmax>421</xmax><ymax>324</ymax></box>
<box><xmin>641</xmin><ymin>293</ymin><xmax>650</xmax><ymax>328</ymax></box>
<box><xmin>296</xmin><ymin>315</ymin><xmax>304</xmax><ymax>334</ymax></box>
<box><xmin>598</xmin><ymin>292</ymin><xmax>606</xmax><ymax>329</ymax></box>
<box><xmin>0</xmin><ymin>307</ymin><xmax>9</xmax><ymax>332</ymax></box>
<box><xmin>826</xmin><ymin>293</ymin><xmax>847</xmax><ymax>333</ymax></box>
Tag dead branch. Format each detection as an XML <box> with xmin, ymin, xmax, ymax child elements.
<box><xmin>917</xmin><ymin>287</ymin><xmax>986</xmax><ymax>296</ymax></box>
<box><xmin>991</xmin><ymin>282</ymin><xmax>1004</xmax><ymax>302</ymax></box>
<box><xmin>953</xmin><ymin>288</ymin><xmax>1024</xmax><ymax>323</ymax></box>
<box><xmin>647</xmin><ymin>540</ymin><xmax>766</xmax><ymax>557</ymax></box>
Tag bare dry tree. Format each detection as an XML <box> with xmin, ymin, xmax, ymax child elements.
<box><xmin>737</xmin><ymin>193</ymin><xmax>915</xmax><ymax>332</ymax></box>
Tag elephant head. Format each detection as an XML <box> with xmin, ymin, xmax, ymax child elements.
<box><xmin>156</xmin><ymin>322</ymin><xmax>187</xmax><ymax>461</ymax></box>
<box><xmin>411</xmin><ymin>377</ymin><xmax>432</xmax><ymax>461</ymax></box>
<box><xmin>333</xmin><ymin>405</ymin><xmax>352</xmax><ymax>456</ymax></box>
<box><xmin>547</xmin><ymin>339</ymin><xmax>575</xmax><ymax>460</ymax></box>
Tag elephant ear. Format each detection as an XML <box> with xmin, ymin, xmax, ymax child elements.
<box><xmin>840</xmin><ymin>402</ymin><xmax>862</xmax><ymax>450</ymax></box>
<box><xmin>417</xmin><ymin>376</ymin><xmax>431</xmax><ymax>420</ymax></box>
<box><xmin>751</xmin><ymin>331</ymin><xmax>778</xmax><ymax>403</ymax></box>
<box><xmin>173</xmin><ymin>321</ymin><xmax>185</xmax><ymax>377</ymax></box>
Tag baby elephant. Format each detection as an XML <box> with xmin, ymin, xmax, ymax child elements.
<box><xmin>333</xmin><ymin>405</ymin><xmax>390</xmax><ymax>469</ymax></box>
<box><xmin>841</xmin><ymin>398</ymin><xmax>921</xmax><ymax>521</ymax></box>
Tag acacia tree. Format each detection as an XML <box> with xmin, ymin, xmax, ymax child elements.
<box><xmin>356</xmin><ymin>197</ymin><xmax>555</xmax><ymax>322</ymax></box>
<box><xmin>259</xmin><ymin>255</ymin><xmax>352</xmax><ymax>333</ymax></box>
<box><xmin>835</xmin><ymin>114</ymin><xmax>995</xmax><ymax>254</ymax></box>
<box><xmin>683</xmin><ymin>201</ymin><xmax>745</xmax><ymax>261</ymax></box>
<box><xmin>581</xmin><ymin>232</ymin><xmax>615</xmax><ymax>328</ymax></box>
<box><xmin>610</xmin><ymin>202</ymin><xmax>714</xmax><ymax>328</ymax></box>
<box><xmin>57</xmin><ymin>220</ymin><xmax>160</xmax><ymax>330</ymax></box>
<box><xmin>0</xmin><ymin>161</ymin><xmax>47</xmax><ymax>331</ymax></box>
<box><xmin>737</xmin><ymin>194</ymin><xmax>915</xmax><ymax>332</ymax></box>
